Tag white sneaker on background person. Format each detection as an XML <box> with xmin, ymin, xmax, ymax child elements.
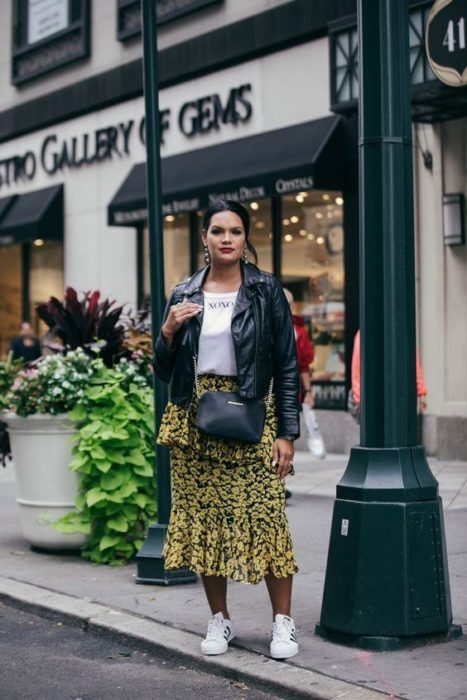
<box><xmin>200</xmin><ymin>612</ymin><xmax>236</xmax><ymax>655</ymax></box>
<box><xmin>308</xmin><ymin>435</ymin><xmax>326</xmax><ymax>459</ymax></box>
<box><xmin>270</xmin><ymin>614</ymin><xmax>299</xmax><ymax>659</ymax></box>
<box><xmin>302</xmin><ymin>403</ymin><xmax>326</xmax><ymax>459</ymax></box>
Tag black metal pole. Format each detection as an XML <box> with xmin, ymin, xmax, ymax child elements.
<box><xmin>315</xmin><ymin>0</ymin><xmax>461</xmax><ymax>649</ymax></box>
<box><xmin>136</xmin><ymin>0</ymin><xmax>196</xmax><ymax>585</ymax></box>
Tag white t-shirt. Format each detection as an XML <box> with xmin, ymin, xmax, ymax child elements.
<box><xmin>197</xmin><ymin>291</ymin><xmax>238</xmax><ymax>376</ymax></box>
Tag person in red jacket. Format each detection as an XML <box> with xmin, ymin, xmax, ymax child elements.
<box><xmin>283</xmin><ymin>290</ymin><xmax>315</xmax><ymax>407</ymax></box>
<box><xmin>350</xmin><ymin>329</ymin><xmax>428</xmax><ymax>418</ymax></box>
<box><xmin>284</xmin><ymin>289</ymin><xmax>326</xmax><ymax>460</ymax></box>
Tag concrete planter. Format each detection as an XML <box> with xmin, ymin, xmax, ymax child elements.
<box><xmin>4</xmin><ymin>412</ymin><xmax>87</xmax><ymax>551</ymax></box>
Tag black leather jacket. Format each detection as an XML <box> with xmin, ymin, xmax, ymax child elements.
<box><xmin>153</xmin><ymin>261</ymin><xmax>300</xmax><ymax>439</ymax></box>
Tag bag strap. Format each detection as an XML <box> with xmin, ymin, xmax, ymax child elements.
<box><xmin>193</xmin><ymin>355</ymin><xmax>201</xmax><ymax>400</ymax></box>
<box><xmin>193</xmin><ymin>355</ymin><xmax>273</xmax><ymax>410</ymax></box>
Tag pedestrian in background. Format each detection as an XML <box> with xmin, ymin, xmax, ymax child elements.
<box><xmin>349</xmin><ymin>329</ymin><xmax>428</xmax><ymax>419</ymax></box>
<box><xmin>284</xmin><ymin>289</ymin><xmax>326</xmax><ymax>461</ymax></box>
<box><xmin>154</xmin><ymin>200</ymin><xmax>300</xmax><ymax>660</ymax></box>
<box><xmin>9</xmin><ymin>322</ymin><xmax>41</xmax><ymax>363</ymax></box>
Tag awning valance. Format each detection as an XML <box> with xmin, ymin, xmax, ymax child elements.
<box><xmin>108</xmin><ymin>115</ymin><xmax>343</xmax><ymax>226</ymax></box>
<box><xmin>0</xmin><ymin>185</ymin><xmax>64</xmax><ymax>246</ymax></box>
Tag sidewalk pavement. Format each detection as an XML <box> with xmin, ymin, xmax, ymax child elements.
<box><xmin>0</xmin><ymin>452</ymin><xmax>466</xmax><ymax>700</ymax></box>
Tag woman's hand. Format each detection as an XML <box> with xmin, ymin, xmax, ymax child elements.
<box><xmin>272</xmin><ymin>438</ymin><xmax>294</xmax><ymax>480</ymax></box>
<box><xmin>162</xmin><ymin>299</ymin><xmax>202</xmax><ymax>346</ymax></box>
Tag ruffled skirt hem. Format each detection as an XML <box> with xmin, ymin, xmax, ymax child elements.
<box><xmin>163</xmin><ymin>507</ymin><xmax>298</xmax><ymax>585</ymax></box>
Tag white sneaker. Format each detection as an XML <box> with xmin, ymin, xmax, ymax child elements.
<box><xmin>270</xmin><ymin>614</ymin><xmax>298</xmax><ymax>659</ymax></box>
<box><xmin>308</xmin><ymin>436</ymin><xmax>326</xmax><ymax>459</ymax></box>
<box><xmin>200</xmin><ymin>612</ymin><xmax>235</xmax><ymax>655</ymax></box>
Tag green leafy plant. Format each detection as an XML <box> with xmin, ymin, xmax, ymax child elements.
<box><xmin>37</xmin><ymin>287</ymin><xmax>126</xmax><ymax>367</ymax></box>
<box><xmin>54</xmin><ymin>358</ymin><xmax>156</xmax><ymax>565</ymax></box>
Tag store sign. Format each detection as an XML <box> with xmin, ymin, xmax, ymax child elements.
<box><xmin>28</xmin><ymin>0</ymin><xmax>68</xmax><ymax>45</ymax></box>
<box><xmin>208</xmin><ymin>185</ymin><xmax>266</xmax><ymax>205</ymax></box>
<box><xmin>113</xmin><ymin>194</ymin><xmax>202</xmax><ymax>224</ymax></box>
<box><xmin>0</xmin><ymin>83</ymin><xmax>253</xmax><ymax>191</ymax></box>
<box><xmin>177</xmin><ymin>85</ymin><xmax>252</xmax><ymax>137</ymax></box>
<box><xmin>426</xmin><ymin>0</ymin><xmax>467</xmax><ymax>87</ymax></box>
<box><xmin>275</xmin><ymin>175</ymin><xmax>314</xmax><ymax>194</ymax></box>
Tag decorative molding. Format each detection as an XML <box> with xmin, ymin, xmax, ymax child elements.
<box><xmin>117</xmin><ymin>0</ymin><xmax>223</xmax><ymax>41</ymax></box>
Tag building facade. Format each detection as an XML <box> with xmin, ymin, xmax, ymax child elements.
<box><xmin>0</xmin><ymin>0</ymin><xmax>465</xmax><ymax>457</ymax></box>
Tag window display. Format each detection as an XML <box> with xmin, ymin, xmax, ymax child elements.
<box><xmin>0</xmin><ymin>246</ymin><xmax>22</xmax><ymax>357</ymax></box>
<box><xmin>30</xmin><ymin>240</ymin><xmax>64</xmax><ymax>324</ymax></box>
<box><xmin>281</xmin><ymin>190</ymin><xmax>346</xmax><ymax>409</ymax></box>
<box><xmin>143</xmin><ymin>213</ymin><xmax>190</xmax><ymax>300</ymax></box>
<box><xmin>0</xmin><ymin>240</ymin><xmax>64</xmax><ymax>358</ymax></box>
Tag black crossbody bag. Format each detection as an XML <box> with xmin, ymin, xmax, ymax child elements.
<box><xmin>194</xmin><ymin>356</ymin><xmax>273</xmax><ymax>443</ymax></box>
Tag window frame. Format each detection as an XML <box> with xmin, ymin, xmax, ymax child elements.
<box><xmin>328</xmin><ymin>1</ymin><xmax>441</xmax><ymax>118</ymax></box>
<box><xmin>11</xmin><ymin>0</ymin><xmax>91</xmax><ymax>86</ymax></box>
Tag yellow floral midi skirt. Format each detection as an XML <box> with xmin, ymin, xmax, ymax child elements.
<box><xmin>157</xmin><ymin>374</ymin><xmax>298</xmax><ymax>584</ymax></box>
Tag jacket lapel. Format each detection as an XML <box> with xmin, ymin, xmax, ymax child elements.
<box><xmin>232</xmin><ymin>262</ymin><xmax>265</xmax><ymax>320</ymax></box>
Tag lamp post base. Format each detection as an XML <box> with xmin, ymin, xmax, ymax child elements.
<box><xmin>315</xmin><ymin>623</ymin><xmax>463</xmax><ymax>652</ymax></box>
<box><xmin>316</xmin><ymin>446</ymin><xmax>461</xmax><ymax>646</ymax></box>
<box><xmin>136</xmin><ymin>524</ymin><xmax>197</xmax><ymax>585</ymax></box>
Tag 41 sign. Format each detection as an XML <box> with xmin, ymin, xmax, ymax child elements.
<box><xmin>426</xmin><ymin>0</ymin><xmax>467</xmax><ymax>86</ymax></box>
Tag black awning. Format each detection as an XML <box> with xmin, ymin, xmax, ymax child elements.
<box><xmin>108</xmin><ymin>115</ymin><xmax>343</xmax><ymax>226</ymax></box>
<box><xmin>0</xmin><ymin>185</ymin><xmax>64</xmax><ymax>245</ymax></box>
<box><xmin>0</xmin><ymin>195</ymin><xmax>16</xmax><ymax>221</ymax></box>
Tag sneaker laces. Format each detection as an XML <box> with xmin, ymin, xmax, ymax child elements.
<box><xmin>205</xmin><ymin>615</ymin><xmax>225</xmax><ymax>641</ymax></box>
<box><xmin>273</xmin><ymin>616</ymin><xmax>295</xmax><ymax>642</ymax></box>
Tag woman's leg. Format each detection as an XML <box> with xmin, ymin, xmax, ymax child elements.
<box><xmin>201</xmin><ymin>575</ymin><xmax>230</xmax><ymax>618</ymax></box>
<box><xmin>264</xmin><ymin>574</ymin><xmax>293</xmax><ymax>618</ymax></box>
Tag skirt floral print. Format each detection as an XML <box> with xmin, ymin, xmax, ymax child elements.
<box><xmin>157</xmin><ymin>374</ymin><xmax>298</xmax><ymax>584</ymax></box>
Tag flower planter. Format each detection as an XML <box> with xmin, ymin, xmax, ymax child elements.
<box><xmin>4</xmin><ymin>412</ymin><xmax>87</xmax><ymax>551</ymax></box>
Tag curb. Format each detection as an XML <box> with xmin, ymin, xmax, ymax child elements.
<box><xmin>0</xmin><ymin>576</ymin><xmax>396</xmax><ymax>700</ymax></box>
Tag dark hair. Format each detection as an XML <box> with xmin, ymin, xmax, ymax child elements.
<box><xmin>202</xmin><ymin>199</ymin><xmax>258</xmax><ymax>265</ymax></box>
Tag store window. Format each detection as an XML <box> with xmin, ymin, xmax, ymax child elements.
<box><xmin>12</xmin><ymin>0</ymin><xmax>90</xmax><ymax>85</ymax></box>
<box><xmin>281</xmin><ymin>190</ymin><xmax>346</xmax><ymax>408</ymax></box>
<box><xmin>196</xmin><ymin>198</ymin><xmax>273</xmax><ymax>271</ymax></box>
<box><xmin>0</xmin><ymin>245</ymin><xmax>22</xmax><ymax>357</ymax></box>
<box><xmin>30</xmin><ymin>240</ymin><xmax>64</xmax><ymax>323</ymax></box>
<box><xmin>248</xmin><ymin>199</ymin><xmax>273</xmax><ymax>272</ymax></box>
<box><xmin>0</xmin><ymin>239</ymin><xmax>64</xmax><ymax>357</ymax></box>
<box><xmin>143</xmin><ymin>213</ymin><xmax>190</xmax><ymax>301</ymax></box>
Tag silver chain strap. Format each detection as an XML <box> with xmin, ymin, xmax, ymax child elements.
<box><xmin>265</xmin><ymin>375</ymin><xmax>274</xmax><ymax>411</ymax></box>
<box><xmin>193</xmin><ymin>355</ymin><xmax>201</xmax><ymax>399</ymax></box>
<box><xmin>193</xmin><ymin>355</ymin><xmax>273</xmax><ymax>410</ymax></box>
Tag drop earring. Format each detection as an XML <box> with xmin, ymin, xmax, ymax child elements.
<box><xmin>204</xmin><ymin>244</ymin><xmax>211</xmax><ymax>265</ymax></box>
<box><xmin>243</xmin><ymin>247</ymin><xmax>248</xmax><ymax>263</ymax></box>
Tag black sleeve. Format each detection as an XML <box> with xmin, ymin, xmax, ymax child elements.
<box><xmin>270</xmin><ymin>278</ymin><xmax>300</xmax><ymax>439</ymax></box>
<box><xmin>153</xmin><ymin>290</ymin><xmax>179</xmax><ymax>384</ymax></box>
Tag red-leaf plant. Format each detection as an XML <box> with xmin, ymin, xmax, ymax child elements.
<box><xmin>37</xmin><ymin>288</ymin><xmax>126</xmax><ymax>367</ymax></box>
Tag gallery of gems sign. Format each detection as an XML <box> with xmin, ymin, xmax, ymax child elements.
<box><xmin>0</xmin><ymin>84</ymin><xmax>252</xmax><ymax>190</ymax></box>
<box><xmin>426</xmin><ymin>0</ymin><xmax>467</xmax><ymax>87</ymax></box>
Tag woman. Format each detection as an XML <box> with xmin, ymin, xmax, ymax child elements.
<box><xmin>154</xmin><ymin>200</ymin><xmax>300</xmax><ymax>660</ymax></box>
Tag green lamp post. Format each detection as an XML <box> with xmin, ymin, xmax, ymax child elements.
<box><xmin>315</xmin><ymin>0</ymin><xmax>462</xmax><ymax>649</ymax></box>
<box><xmin>135</xmin><ymin>0</ymin><xmax>196</xmax><ymax>585</ymax></box>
